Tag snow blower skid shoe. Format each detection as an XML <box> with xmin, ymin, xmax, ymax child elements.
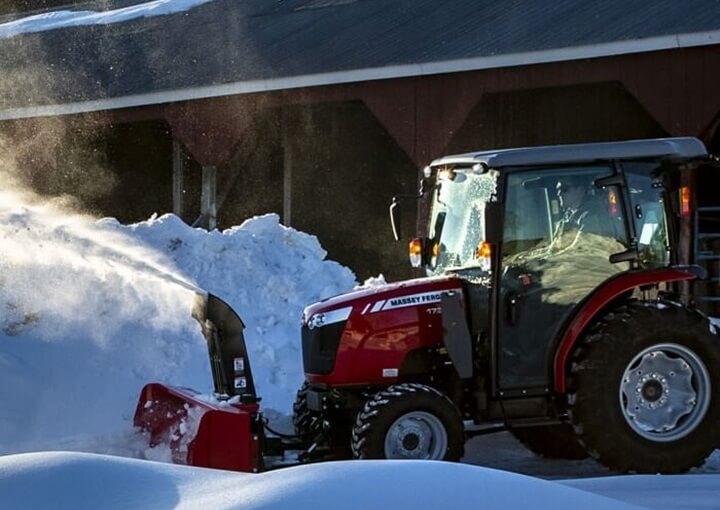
<box><xmin>134</xmin><ymin>293</ymin><xmax>263</xmax><ymax>472</ymax></box>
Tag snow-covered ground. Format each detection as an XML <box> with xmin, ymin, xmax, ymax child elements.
<box><xmin>0</xmin><ymin>189</ymin><xmax>718</xmax><ymax>509</ymax></box>
<box><xmin>0</xmin><ymin>452</ymin><xmax>654</xmax><ymax>510</ymax></box>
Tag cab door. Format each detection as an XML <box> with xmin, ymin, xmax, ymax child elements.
<box><xmin>496</xmin><ymin>166</ymin><xmax>630</xmax><ymax>391</ymax></box>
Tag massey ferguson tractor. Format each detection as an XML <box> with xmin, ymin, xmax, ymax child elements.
<box><xmin>136</xmin><ymin>137</ymin><xmax>720</xmax><ymax>474</ymax></box>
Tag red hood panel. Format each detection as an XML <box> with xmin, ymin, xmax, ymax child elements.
<box><xmin>303</xmin><ymin>275</ymin><xmax>462</xmax><ymax>321</ymax></box>
<box><xmin>303</xmin><ymin>274</ymin><xmax>466</xmax><ymax>386</ymax></box>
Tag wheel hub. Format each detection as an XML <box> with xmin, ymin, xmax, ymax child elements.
<box><xmin>641</xmin><ymin>378</ymin><xmax>664</xmax><ymax>402</ymax></box>
<box><xmin>402</xmin><ymin>433</ymin><xmax>420</xmax><ymax>451</ymax></box>
<box><xmin>384</xmin><ymin>411</ymin><xmax>448</xmax><ymax>459</ymax></box>
<box><xmin>620</xmin><ymin>343</ymin><xmax>710</xmax><ymax>442</ymax></box>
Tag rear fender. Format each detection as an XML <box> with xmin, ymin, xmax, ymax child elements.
<box><xmin>553</xmin><ymin>266</ymin><xmax>703</xmax><ymax>393</ymax></box>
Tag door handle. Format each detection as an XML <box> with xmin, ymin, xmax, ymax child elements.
<box><xmin>506</xmin><ymin>292</ymin><xmax>523</xmax><ymax>324</ymax></box>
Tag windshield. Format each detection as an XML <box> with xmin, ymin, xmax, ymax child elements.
<box><xmin>427</xmin><ymin>169</ymin><xmax>498</xmax><ymax>275</ymax></box>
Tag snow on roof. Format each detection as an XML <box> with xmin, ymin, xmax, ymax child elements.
<box><xmin>0</xmin><ymin>0</ymin><xmax>214</xmax><ymax>39</ymax></box>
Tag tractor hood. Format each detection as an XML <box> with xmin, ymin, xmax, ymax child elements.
<box><xmin>302</xmin><ymin>275</ymin><xmax>463</xmax><ymax>327</ymax></box>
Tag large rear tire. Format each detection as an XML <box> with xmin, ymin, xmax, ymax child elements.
<box><xmin>569</xmin><ymin>301</ymin><xmax>720</xmax><ymax>473</ymax></box>
<box><xmin>510</xmin><ymin>424</ymin><xmax>587</xmax><ymax>460</ymax></box>
<box><xmin>351</xmin><ymin>383</ymin><xmax>464</xmax><ymax>460</ymax></box>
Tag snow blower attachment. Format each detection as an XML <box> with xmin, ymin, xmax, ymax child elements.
<box><xmin>137</xmin><ymin>138</ymin><xmax>720</xmax><ymax>475</ymax></box>
<box><xmin>134</xmin><ymin>293</ymin><xmax>263</xmax><ymax>472</ymax></box>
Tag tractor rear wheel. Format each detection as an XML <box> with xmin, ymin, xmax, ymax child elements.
<box><xmin>351</xmin><ymin>383</ymin><xmax>464</xmax><ymax>460</ymax></box>
<box><xmin>510</xmin><ymin>424</ymin><xmax>587</xmax><ymax>459</ymax></box>
<box><xmin>569</xmin><ymin>301</ymin><xmax>720</xmax><ymax>473</ymax></box>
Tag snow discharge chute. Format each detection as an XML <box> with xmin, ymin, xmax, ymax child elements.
<box><xmin>134</xmin><ymin>293</ymin><xmax>263</xmax><ymax>472</ymax></box>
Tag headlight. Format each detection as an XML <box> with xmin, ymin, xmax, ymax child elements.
<box><xmin>306</xmin><ymin>306</ymin><xmax>352</xmax><ymax>330</ymax></box>
<box><xmin>307</xmin><ymin>313</ymin><xmax>326</xmax><ymax>330</ymax></box>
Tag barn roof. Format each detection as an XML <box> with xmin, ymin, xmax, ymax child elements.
<box><xmin>1</xmin><ymin>0</ymin><xmax>719</xmax><ymax>120</ymax></box>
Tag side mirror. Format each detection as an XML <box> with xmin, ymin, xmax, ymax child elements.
<box><xmin>389</xmin><ymin>199</ymin><xmax>402</xmax><ymax>241</ymax></box>
<box><xmin>390</xmin><ymin>177</ymin><xmax>431</xmax><ymax>241</ymax></box>
<box><xmin>484</xmin><ymin>201</ymin><xmax>504</xmax><ymax>244</ymax></box>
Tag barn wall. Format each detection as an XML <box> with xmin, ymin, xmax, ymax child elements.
<box><xmin>2</xmin><ymin>45</ymin><xmax>719</xmax><ymax>281</ymax></box>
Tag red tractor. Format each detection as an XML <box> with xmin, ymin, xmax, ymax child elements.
<box><xmin>136</xmin><ymin>137</ymin><xmax>720</xmax><ymax>474</ymax></box>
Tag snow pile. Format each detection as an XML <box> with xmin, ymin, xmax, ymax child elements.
<box><xmin>0</xmin><ymin>452</ymin><xmax>649</xmax><ymax>510</ymax></box>
<box><xmin>563</xmin><ymin>475</ymin><xmax>720</xmax><ymax>510</ymax></box>
<box><xmin>0</xmin><ymin>191</ymin><xmax>356</xmax><ymax>456</ymax></box>
<box><xmin>0</xmin><ymin>0</ymin><xmax>214</xmax><ymax>39</ymax></box>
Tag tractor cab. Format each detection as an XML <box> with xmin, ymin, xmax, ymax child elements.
<box><xmin>375</xmin><ymin>138</ymin><xmax>720</xmax><ymax>473</ymax></box>
<box><xmin>402</xmin><ymin>138</ymin><xmax>709</xmax><ymax>393</ymax></box>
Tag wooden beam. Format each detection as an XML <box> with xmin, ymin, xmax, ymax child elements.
<box><xmin>172</xmin><ymin>137</ymin><xmax>184</xmax><ymax>217</ymax></box>
<box><xmin>201</xmin><ymin>165</ymin><xmax>217</xmax><ymax>230</ymax></box>
<box><xmin>282</xmin><ymin>111</ymin><xmax>292</xmax><ymax>226</ymax></box>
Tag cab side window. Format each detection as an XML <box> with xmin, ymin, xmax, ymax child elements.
<box><xmin>623</xmin><ymin>162</ymin><xmax>669</xmax><ymax>268</ymax></box>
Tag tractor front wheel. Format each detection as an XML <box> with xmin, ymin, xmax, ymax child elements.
<box><xmin>292</xmin><ymin>382</ymin><xmax>316</xmax><ymax>439</ymax></box>
<box><xmin>293</xmin><ymin>382</ymin><xmax>352</xmax><ymax>458</ymax></box>
<box><xmin>569</xmin><ymin>301</ymin><xmax>720</xmax><ymax>473</ymax></box>
<box><xmin>351</xmin><ymin>383</ymin><xmax>464</xmax><ymax>460</ymax></box>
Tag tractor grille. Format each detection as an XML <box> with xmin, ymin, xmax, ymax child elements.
<box><xmin>301</xmin><ymin>321</ymin><xmax>346</xmax><ymax>375</ymax></box>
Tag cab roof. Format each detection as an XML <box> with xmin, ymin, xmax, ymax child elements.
<box><xmin>430</xmin><ymin>137</ymin><xmax>708</xmax><ymax>169</ymax></box>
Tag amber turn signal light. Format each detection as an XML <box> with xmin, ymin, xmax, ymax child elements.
<box><xmin>680</xmin><ymin>186</ymin><xmax>691</xmax><ymax>217</ymax></box>
<box><xmin>476</xmin><ymin>241</ymin><xmax>492</xmax><ymax>259</ymax></box>
<box><xmin>409</xmin><ymin>238</ymin><xmax>423</xmax><ymax>267</ymax></box>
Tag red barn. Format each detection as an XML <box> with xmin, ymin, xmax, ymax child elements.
<box><xmin>0</xmin><ymin>0</ymin><xmax>719</xmax><ymax>279</ymax></box>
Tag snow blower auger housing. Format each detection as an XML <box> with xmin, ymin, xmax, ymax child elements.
<box><xmin>138</xmin><ymin>137</ymin><xmax>720</xmax><ymax>475</ymax></box>
<box><xmin>135</xmin><ymin>293</ymin><xmax>265</xmax><ymax>472</ymax></box>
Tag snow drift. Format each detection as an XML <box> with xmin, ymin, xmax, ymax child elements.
<box><xmin>0</xmin><ymin>191</ymin><xmax>356</xmax><ymax>456</ymax></box>
<box><xmin>0</xmin><ymin>452</ymin><xmax>647</xmax><ymax>510</ymax></box>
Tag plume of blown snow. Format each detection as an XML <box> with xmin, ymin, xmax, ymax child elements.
<box><xmin>0</xmin><ymin>194</ymin><xmax>356</xmax><ymax>457</ymax></box>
